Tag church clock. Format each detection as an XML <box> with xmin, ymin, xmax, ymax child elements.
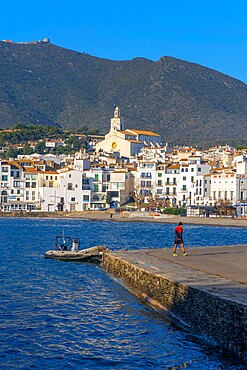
<box><xmin>112</xmin><ymin>142</ymin><xmax>117</xmax><ymax>150</ymax></box>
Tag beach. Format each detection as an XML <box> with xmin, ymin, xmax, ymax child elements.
<box><xmin>2</xmin><ymin>210</ymin><xmax>246</xmax><ymax>228</ymax></box>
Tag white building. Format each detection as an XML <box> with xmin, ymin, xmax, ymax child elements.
<box><xmin>96</xmin><ymin>107</ymin><xmax>161</xmax><ymax>158</ymax></box>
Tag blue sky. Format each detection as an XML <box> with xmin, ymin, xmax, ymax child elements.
<box><xmin>2</xmin><ymin>0</ymin><xmax>247</xmax><ymax>82</ymax></box>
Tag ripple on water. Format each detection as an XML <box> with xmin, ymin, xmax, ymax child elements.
<box><xmin>0</xmin><ymin>218</ymin><xmax>245</xmax><ymax>369</ymax></box>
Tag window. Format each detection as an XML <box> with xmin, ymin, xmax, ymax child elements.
<box><xmin>102</xmin><ymin>185</ymin><xmax>107</xmax><ymax>192</ymax></box>
<box><xmin>185</xmin><ymin>168</ymin><xmax>188</xmax><ymax>172</ymax></box>
<box><xmin>173</xmin><ymin>178</ymin><xmax>176</xmax><ymax>185</ymax></box>
<box><xmin>157</xmin><ymin>180</ymin><xmax>162</xmax><ymax>186</ymax></box>
<box><xmin>13</xmin><ymin>181</ymin><xmax>20</xmax><ymax>188</ymax></box>
<box><xmin>141</xmin><ymin>181</ymin><xmax>145</xmax><ymax>188</ymax></box>
<box><xmin>191</xmin><ymin>176</ymin><xmax>194</xmax><ymax>182</ymax></box>
<box><xmin>17</xmin><ymin>189</ymin><xmax>20</xmax><ymax>194</ymax></box>
<box><xmin>83</xmin><ymin>195</ymin><xmax>89</xmax><ymax>202</ymax></box>
<box><xmin>157</xmin><ymin>189</ymin><xmax>162</xmax><ymax>194</ymax></box>
<box><xmin>69</xmin><ymin>174</ymin><xmax>71</xmax><ymax>178</ymax></box>
<box><xmin>191</xmin><ymin>168</ymin><xmax>194</xmax><ymax>172</ymax></box>
<box><xmin>32</xmin><ymin>191</ymin><xmax>35</xmax><ymax>201</ymax></box>
<box><xmin>46</xmin><ymin>176</ymin><xmax>48</xmax><ymax>180</ymax></box>
<box><xmin>181</xmin><ymin>168</ymin><xmax>184</xmax><ymax>172</ymax></box>
<box><xmin>55</xmin><ymin>176</ymin><xmax>57</xmax><ymax>180</ymax></box>
<box><xmin>173</xmin><ymin>187</ymin><xmax>176</xmax><ymax>195</ymax></box>
<box><xmin>95</xmin><ymin>174</ymin><xmax>99</xmax><ymax>181</ymax></box>
<box><xmin>158</xmin><ymin>173</ymin><xmax>162</xmax><ymax>177</ymax></box>
<box><xmin>94</xmin><ymin>184</ymin><xmax>99</xmax><ymax>192</ymax></box>
<box><xmin>49</xmin><ymin>182</ymin><xmax>53</xmax><ymax>188</ymax></box>
<box><xmin>50</xmin><ymin>176</ymin><xmax>53</xmax><ymax>180</ymax></box>
<box><xmin>2</xmin><ymin>167</ymin><xmax>8</xmax><ymax>172</ymax></box>
<box><xmin>2</xmin><ymin>175</ymin><xmax>8</xmax><ymax>181</ymax></box>
<box><xmin>146</xmin><ymin>181</ymin><xmax>152</xmax><ymax>188</ymax></box>
<box><xmin>205</xmin><ymin>180</ymin><xmax>207</xmax><ymax>184</ymax></box>
<box><xmin>26</xmin><ymin>191</ymin><xmax>29</xmax><ymax>201</ymax></box>
<box><xmin>166</xmin><ymin>178</ymin><xmax>170</xmax><ymax>184</ymax></box>
<box><xmin>31</xmin><ymin>182</ymin><xmax>36</xmax><ymax>188</ymax></box>
<box><xmin>26</xmin><ymin>182</ymin><xmax>30</xmax><ymax>188</ymax></box>
<box><xmin>71</xmin><ymin>197</ymin><xmax>75</xmax><ymax>201</ymax></box>
<box><xmin>68</xmin><ymin>183</ymin><xmax>73</xmax><ymax>190</ymax></box>
<box><xmin>183</xmin><ymin>176</ymin><xmax>186</xmax><ymax>181</ymax></box>
<box><xmin>107</xmin><ymin>174</ymin><xmax>110</xmax><ymax>181</ymax></box>
<box><xmin>182</xmin><ymin>185</ymin><xmax>186</xmax><ymax>190</ymax></box>
<box><xmin>198</xmin><ymin>168</ymin><xmax>202</xmax><ymax>172</ymax></box>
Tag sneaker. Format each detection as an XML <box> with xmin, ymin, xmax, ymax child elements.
<box><xmin>173</xmin><ymin>253</ymin><xmax>178</xmax><ymax>257</ymax></box>
<box><xmin>183</xmin><ymin>253</ymin><xmax>188</xmax><ymax>256</ymax></box>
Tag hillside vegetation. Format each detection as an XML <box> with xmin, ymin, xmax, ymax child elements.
<box><xmin>1</xmin><ymin>41</ymin><xmax>247</xmax><ymax>146</ymax></box>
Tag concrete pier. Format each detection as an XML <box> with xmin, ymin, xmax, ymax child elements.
<box><xmin>102</xmin><ymin>245</ymin><xmax>247</xmax><ymax>363</ymax></box>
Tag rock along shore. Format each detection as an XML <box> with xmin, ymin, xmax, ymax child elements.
<box><xmin>102</xmin><ymin>245</ymin><xmax>247</xmax><ymax>364</ymax></box>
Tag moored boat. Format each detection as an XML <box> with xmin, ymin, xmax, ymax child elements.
<box><xmin>45</xmin><ymin>231</ymin><xmax>107</xmax><ymax>261</ymax></box>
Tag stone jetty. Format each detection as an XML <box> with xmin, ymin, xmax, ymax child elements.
<box><xmin>102</xmin><ymin>245</ymin><xmax>247</xmax><ymax>364</ymax></box>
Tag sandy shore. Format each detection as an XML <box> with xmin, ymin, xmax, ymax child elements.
<box><xmin>1</xmin><ymin>210</ymin><xmax>247</xmax><ymax>227</ymax></box>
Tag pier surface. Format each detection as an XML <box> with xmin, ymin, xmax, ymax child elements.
<box><xmin>102</xmin><ymin>244</ymin><xmax>247</xmax><ymax>362</ymax></box>
<box><xmin>114</xmin><ymin>245</ymin><xmax>247</xmax><ymax>301</ymax></box>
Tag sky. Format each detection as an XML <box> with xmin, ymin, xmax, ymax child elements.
<box><xmin>2</xmin><ymin>0</ymin><xmax>247</xmax><ymax>82</ymax></box>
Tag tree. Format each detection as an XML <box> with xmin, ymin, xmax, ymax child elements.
<box><xmin>215</xmin><ymin>199</ymin><xmax>232</xmax><ymax>217</ymax></box>
<box><xmin>23</xmin><ymin>142</ymin><xmax>33</xmax><ymax>155</ymax></box>
<box><xmin>35</xmin><ymin>141</ymin><xmax>46</xmax><ymax>154</ymax></box>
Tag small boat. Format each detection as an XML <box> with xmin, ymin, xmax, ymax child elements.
<box><xmin>45</xmin><ymin>231</ymin><xmax>107</xmax><ymax>262</ymax></box>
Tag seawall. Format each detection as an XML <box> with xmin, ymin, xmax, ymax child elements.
<box><xmin>102</xmin><ymin>246</ymin><xmax>247</xmax><ymax>363</ymax></box>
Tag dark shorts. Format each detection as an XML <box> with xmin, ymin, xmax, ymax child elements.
<box><xmin>174</xmin><ymin>239</ymin><xmax>183</xmax><ymax>245</ymax></box>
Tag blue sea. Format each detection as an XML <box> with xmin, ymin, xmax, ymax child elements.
<box><xmin>0</xmin><ymin>217</ymin><xmax>246</xmax><ymax>369</ymax></box>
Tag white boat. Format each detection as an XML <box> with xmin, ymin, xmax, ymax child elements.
<box><xmin>45</xmin><ymin>231</ymin><xmax>107</xmax><ymax>262</ymax></box>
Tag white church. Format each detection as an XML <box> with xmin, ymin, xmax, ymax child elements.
<box><xmin>95</xmin><ymin>107</ymin><xmax>162</xmax><ymax>158</ymax></box>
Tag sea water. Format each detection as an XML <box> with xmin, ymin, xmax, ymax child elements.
<box><xmin>0</xmin><ymin>217</ymin><xmax>246</xmax><ymax>369</ymax></box>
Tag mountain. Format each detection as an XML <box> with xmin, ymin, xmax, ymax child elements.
<box><xmin>1</xmin><ymin>40</ymin><xmax>247</xmax><ymax>146</ymax></box>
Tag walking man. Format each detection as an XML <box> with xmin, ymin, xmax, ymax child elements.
<box><xmin>173</xmin><ymin>222</ymin><xmax>188</xmax><ymax>256</ymax></box>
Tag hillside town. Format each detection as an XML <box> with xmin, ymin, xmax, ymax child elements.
<box><xmin>1</xmin><ymin>107</ymin><xmax>247</xmax><ymax>217</ymax></box>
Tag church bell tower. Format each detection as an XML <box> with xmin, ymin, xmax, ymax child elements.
<box><xmin>110</xmin><ymin>107</ymin><xmax>124</xmax><ymax>131</ymax></box>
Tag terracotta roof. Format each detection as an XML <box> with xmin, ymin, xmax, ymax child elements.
<box><xmin>24</xmin><ymin>167</ymin><xmax>38</xmax><ymax>173</ymax></box>
<box><xmin>168</xmin><ymin>165</ymin><xmax>180</xmax><ymax>169</ymax></box>
<box><xmin>39</xmin><ymin>171</ymin><xmax>59</xmax><ymax>175</ymax></box>
<box><xmin>126</xmin><ymin>129</ymin><xmax>160</xmax><ymax>137</ymax></box>
<box><xmin>126</xmin><ymin>139</ymin><xmax>142</xmax><ymax>143</ymax></box>
<box><xmin>7</xmin><ymin>160</ymin><xmax>23</xmax><ymax>170</ymax></box>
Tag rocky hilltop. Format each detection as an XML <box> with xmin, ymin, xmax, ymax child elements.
<box><xmin>1</xmin><ymin>41</ymin><xmax>247</xmax><ymax>146</ymax></box>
